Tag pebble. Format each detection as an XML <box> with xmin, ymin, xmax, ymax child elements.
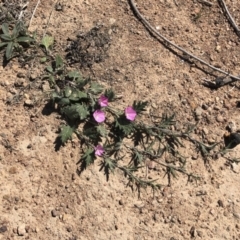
<box><xmin>202</xmin><ymin>128</ymin><xmax>208</xmax><ymax>135</ymax></box>
<box><xmin>227</xmin><ymin>121</ymin><xmax>236</xmax><ymax>133</ymax></box>
<box><xmin>202</xmin><ymin>103</ymin><xmax>208</xmax><ymax>110</ymax></box>
<box><xmin>51</xmin><ymin>209</ymin><xmax>60</xmax><ymax>217</ymax></box>
<box><xmin>17</xmin><ymin>224</ymin><xmax>26</xmax><ymax>236</ymax></box>
<box><xmin>195</xmin><ymin>107</ymin><xmax>202</xmax><ymax>116</ymax></box>
<box><xmin>151</xmin><ymin>102</ymin><xmax>158</xmax><ymax>109</ymax></box>
<box><xmin>216</xmin><ymin>115</ymin><xmax>224</xmax><ymax>123</ymax></box>
<box><xmin>0</xmin><ymin>225</ymin><xmax>7</xmax><ymax>233</ymax></box>
<box><xmin>217</xmin><ymin>199</ymin><xmax>224</xmax><ymax>208</ymax></box>
<box><xmin>42</xmin><ymin>81</ymin><xmax>50</xmax><ymax>91</ymax></box>
<box><xmin>24</xmin><ymin>99</ymin><xmax>34</xmax><ymax>107</ymax></box>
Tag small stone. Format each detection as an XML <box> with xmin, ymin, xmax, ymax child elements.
<box><xmin>227</xmin><ymin>121</ymin><xmax>236</xmax><ymax>133</ymax></box>
<box><xmin>202</xmin><ymin>128</ymin><xmax>208</xmax><ymax>135</ymax></box>
<box><xmin>30</xmin><ymin>72</ymin><xmax>38</xmax><ymax>81</ymax></box>
<box><xmin>192</xmin><ymin>153</ymin><xmax>198</xmax><ymax>160</ymax></box>
<box><xmin>0</xmin><ymin>225</ymin><xmax>7</xmax><ymax>233</ymax></box>
<box><xmin>9</xmin><ymin>167</ymin><xmax>17</xmax><ymax>174</ymax></box>
<box><xmin>119</xmin><ymin>199</ymin><xmax>124</xmax><ymax>205</ymax></box>
<box><xmin>190</xmin><ymin>226</ymin><xmax>196</xmax><ymax>237</ymax></box>
<box><xmin>202</xmin><ymin>103</ymin><xmax>208</xmax><ymax>110</ymax></box>
<box><xmin>51</xmin><ymin>209</ymin><xmax>60</xmax><ymax>217</ymax></box>
<box><xmin>109</xmin><ymin>18</ymin><xmax>116</xmax><ymax>25</ymax></box>
<box><xmin>151</xmin><ymin>102</ymin><xmax>158</xmax><ymax>109</ymax></box>
<box><xmin>24</xmin><ymin>99</ymin><xmax>34</xmax><ymax>107</ymax></box>
<box><xmin>215</xmin><ymin>45</ymin><xmax>221</xmax><ymax>52</ymax></box>
<box><xmin>217</xmin><ymin>199</ymin><xmax>224</xmax><ymax>208</ymax></box>
<box><xmin>17</xmin><ymin>224</ymin><xmax>26</xmax><ymax>236</ymax></box>
<box><xmin>195</xmin><ymin>107</ymin><xmax>202</xmax><ymax>116</ymax></box>
<box><xmin>72</xmin><ymin>173</ymin><xmax>76</xmax><ymax>181</ymax></box>
<box><xmin>216</xmin><ymin>115</ymin><xmax>224</xmax><ymax>122</ymax></box>
<box><xmin>17</xmin><ymin>72</ymin><xmax>25</xmax><ymax>78</ymax></box>
<box><xmin>197</xmin><ymin>230</ymin><xmax>203</xmax><ymax>237</ymax></box>
<box><xmin>42</xmin><ymin>81</ymin><xmax>50</xmax><ymax>91</ymax></box>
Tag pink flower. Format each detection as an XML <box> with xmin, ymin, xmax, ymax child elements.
<box><xmin>93</xmin><ymin>110</ymin><xmax>105</xmax><ymax>123</ymax></box>
<box><xmin>125</xmin><ymin>106</ymin><xmax>137</xmax><ymax>121</ymax></box>
<box><xmin>95</xmin><ymin>145</ymin><xmax>104</xmax><ymax>156</ymax></box>
<box><xmin>98</xmin><ymin>95</ymin><xmax>108</xmax><ymax>107</ymax></box>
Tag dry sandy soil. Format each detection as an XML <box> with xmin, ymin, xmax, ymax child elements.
<box><xmin>1</xmin><ymin>0</ymin><xmax>240</xmax><ymax>239</ymax></box>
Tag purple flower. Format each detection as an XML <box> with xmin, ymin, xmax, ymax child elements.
<box><xmin>125</xmin><ymin>106</ymin><xmax>137</xmax><ymax>121</ymax></box>
<box><xmin>93</xmin><ymin>110</ymin><xmax>105</xmax><ymax>123</ymax></box>
<box><xmin>94</xmin><ymin>145</ymin><xmax>104</xmax><ymax>156</ymax></box>
<box><xmin>98</xmin><ymin>95</ymin><xmax>108</xmax><ymax>107</ymax></box>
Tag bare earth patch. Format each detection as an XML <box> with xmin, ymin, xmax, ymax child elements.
<box><xmin>0</xmin><ymin>0</ymin><xmax>240</xmax><ymax>239</ymax></box>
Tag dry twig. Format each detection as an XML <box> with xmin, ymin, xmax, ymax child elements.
<box><xmin>29</xmin><ymin>0</ymin><xmax>41</xmax><ymax>28</ymax></box>
<box><xmin>218</xmin><ymin>0</ymin><xmax>240</xmax><ymax>38</ymax></box>
<box><xmin>128</xmin><ymin>0</ymin><xmax>240</xmax><ymax>86</ymax></box>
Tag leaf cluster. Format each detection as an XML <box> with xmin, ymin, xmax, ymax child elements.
<box><xmin>0</xmin><ymin>22</ymin><xmax>34</xmax><ymax>60</ymax></box>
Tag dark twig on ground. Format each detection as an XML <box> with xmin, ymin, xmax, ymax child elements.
<box><xmin>218</xmin><ymin>0</ymin><xmax>240</xmax><ymax>38</ymax></box>
<box><xmin>128</xmin><ymin>0</ymin><xmax>240</xmax><ymax>87</ymax></box>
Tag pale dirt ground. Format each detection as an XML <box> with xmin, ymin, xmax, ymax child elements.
<box><xmin>1</xmin><ymin>0</ymin><xmax>240</xmax><ymax>239</ymax></box>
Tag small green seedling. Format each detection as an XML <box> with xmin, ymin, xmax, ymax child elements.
<box><xmin>41</xmin><ymin>35</ymin><xmax>54</xmax><ymax>52</ymax></box>
<box><xmin>43</xmin><ymin>54</ymin><xmax>65</xmax><ymax>85</ymax></box>
<box><xmin>0</xmin><ymin>22</ymin><xmax>34</xmax><ymax>60</ymax></box>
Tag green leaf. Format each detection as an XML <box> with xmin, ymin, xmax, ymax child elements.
<box><xmin>55</xmin><ymin>54</ymin><xmax>64</xmax><ymax>69</ymax></box>
<box><xmin>61</xmin><ymin>105</ymin><xmax>79</xmax><ymax>120</ymax></box>
<box><xmin>115</xmin><ymin>116</ymin><xmax>134</xmax><ymax>136</ymax></box>
<box><xmin>133</xmin><ymin>100</ymin><xmax>148</xmax><ymax>113</ymax></box>
<box><xmin>59</xmin><ymin>125</ymin><xmax>74</xmax><ymax>143</ymax></box>
<box><xmin>0</xmin><ymin>42</ymin><xmax>8</xmax><ymax>48</ymax></box>
<box><xmin>0</xmin><ymin>34</ymin><xmax>12</xmax><ymax>41</ymax></box>
<box><xmin>2</xmin><ymin>23</ymin><xmax>9</xmax><ymax>35</ymax></box>
<box><xmin>132</xmin><ymin>151</ymin><xmax>143</xmax><ymax>165</ymax></box>
<box><xmin>48</xmin><ymin>75</ymin><xmax>55</xmax><ymax>85</ymax></box>
<box><xmin>97</xmin><ymin>125</ymin><xmax>108</xmax><ymax>137</ymax></box>
<box><xmin>104</xmin><ymin>158</ymin><xmax>117</xmax><ymax>173</ymax></box>
<box><xmin>17</xmin><ymin>36</ymin><xmax>34</xmax><ymax>43</ymax></box>
<box><xmin>62</xmin><ymin>104</ymin><xmax>89</xmax><ymax>120</ymax></box>
<box><xmin>89</xmin><ymin>82</ymin><xmax>103</xmax><ymax>94</ymax></box>
<box><xmin>40</xmin><ymin>56</ymin><xmax>47</xmax><ymax>63</ymax></box>
<box><xmin>58</xmin><ymin>97</ymin><xmax>70</xmax><ymax>106</ymax></box>
<box><xmin>75</xmin><ymin>104</ymin><xmax>89</xmax><ymax>120</ymax></box>
<box><xmin>68</xmin><ymin>71</ymin><xmax>81</xmax><ymax>80</ymax></box>
<box><xmin>81</xmin><ymin>148</ymin><xmax>95</xmax><ymax>167</ymax></box>
<box><xmin>46</xmin><ymin>65</ymin><xmax>53</xmax><ymax>73</ymax></box>
<box><xmin>69</xmin><ymin>90</ymin><xmax>87</xmax><ymax>101</ymax></box>
<box><xmin>6</xmin><ymin>41</ymin><xmax>14</xmax><ymax>60</ymax></box>
<box><xmin>64</xmin><ymin>87</ymin><xmax>72</xmax><ymax>97</ymax></box>
<box><xmin>76</xmin><ymin>78</ymin><xmax>90</xmax><ymax>89</ymax></box>
<box><xmin>41</xmin><ymin>35</ymin><xmax>54</xmax><ymax>51</ymax></box>
<box><xmin>104</xmin><ymin>89</ymin><xmax>115</xmax><ymax>102</ymax></box>
<box><xmin>12</xmin><ymin>23</ymin><xmax>20</xmax><ymax>38</ymax></box>
<box><xmin>83</xmin><ymin>126</ymin><xmax>100</xmax><ymax>140</ymax></box>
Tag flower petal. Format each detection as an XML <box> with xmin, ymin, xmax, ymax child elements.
<box><xmin>125</xmin><ymin>106</ymin><xmax>137</xmax><ymax>121</ymax></box>
<box><xmin>98</xmin><ymin>95</ymin><xmax>108</xmax><ymax>107</ymax></box>
<box><xmin>93</xmin><ymin>110</ymin><xmax>105</xmax><ymax>123</ymax></box>
<box><xmin>94</xmin><ymin>145</ymin><xmax>104</xmax><ymax>156</ymax></box>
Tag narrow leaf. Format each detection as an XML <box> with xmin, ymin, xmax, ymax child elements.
<box><xmin>0</xmin><ymin>42</ymin><xmax>8</xmax><ymax>48</ymax></box>
<box><xmin>17</xmin><ymin>36</ymin><xmax>34</xmax><ymax>43</ymax></box>
<box><xmin>2</xmin><ymin>23</ymin><xmax>9</xmax><ymax>35</ymax></box>
<box><xmin>55</xmin><ymin>54</ymin><xmax>64</xmax><ymax>69</ymax></box>
<box><xmin>0</xmin><ymin>34</ymin><xmax>12</xmax><ymax>41</ymax></box>
<box><xmin>6</xmin><ymin>41</ymin><xmax>14</xmax><ymax>60</ymax></box>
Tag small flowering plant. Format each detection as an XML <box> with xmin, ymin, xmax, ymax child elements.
<box><xmin>51</xmin><ymin>70</ymin><xmax>201</xmax><ymax>191</ymax></box>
